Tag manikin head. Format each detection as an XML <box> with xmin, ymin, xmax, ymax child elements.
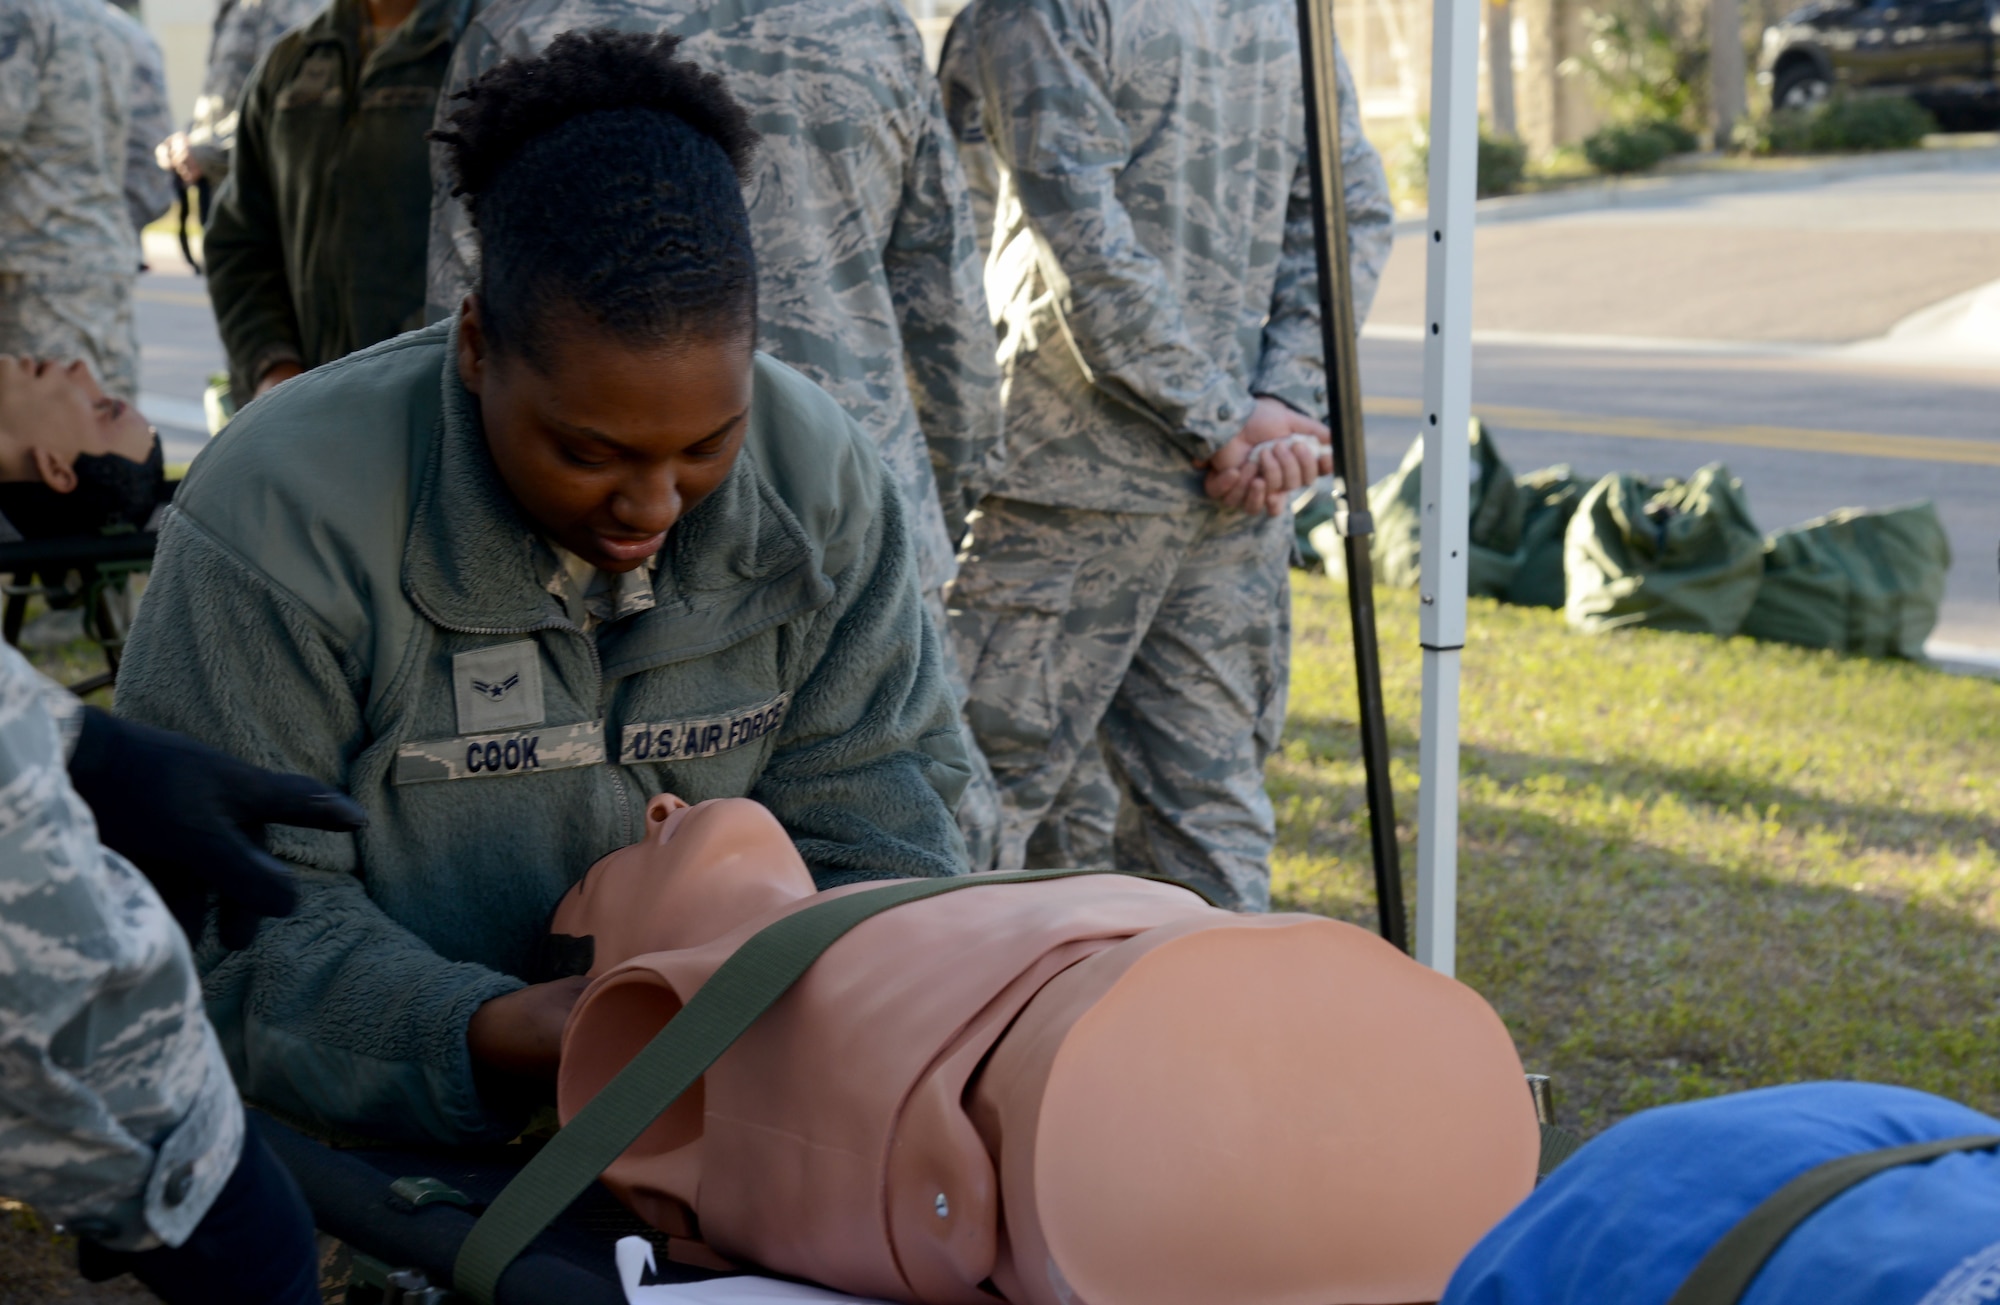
<box><xmin>550</xmin><ymin>793</ymin><xmax>815</xmax><ymax>976</ymax></box>
<box><xmin>0</xmin><ymin>355</ymin><xmax>156</xmax><ymax>489</ymax></box>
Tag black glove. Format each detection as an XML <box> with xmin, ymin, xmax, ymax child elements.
<box><xmin>79</xmin><ymin>1118</ymin><xmax>320</xmax><ymax>1305</ymax></box>
<box><xmin>68</xmin><ymin>708</ymin><xmax>367</xmax><ymax>949</ymax></box>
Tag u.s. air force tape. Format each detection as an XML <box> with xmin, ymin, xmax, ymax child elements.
<box><xmin>393</xmin><ymin>719</ymin><xmax>607</xmax><ymax>785</ymax></box>
<box><xmin>619</xmin><ymin>692</ymin><xmax>790</xmax><ymax>764</ymax></box>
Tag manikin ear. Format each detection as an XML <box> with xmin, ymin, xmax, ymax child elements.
<box><xmin>455</xmin><ymin>295</ymin><xmax>487</xmax><ymax>396</ymax></box>
<box><xmin>31</xmin><ymin>447</ymin><xmax>76</xmax><ymax>494</ymax></box>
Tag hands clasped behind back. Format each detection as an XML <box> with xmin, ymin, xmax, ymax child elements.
<box><xmin>1200</xmin><ymin>396</ymin><xmax>1333</xmax><ymax>517</ymax></box>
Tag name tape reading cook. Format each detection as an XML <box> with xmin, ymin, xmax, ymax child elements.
<box><xmin>619</xmin><ymin>693</ymin><xmax>790</xmax><ymax>764</ymax></box>
<box><xmin>395</xmin><ymin>720</ymin><xmax>608</xmax><ymax>785</ymax></box>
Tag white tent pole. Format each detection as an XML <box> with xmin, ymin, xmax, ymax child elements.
<box><xmin>1415</xmin><ymin>0</ymin><xmax>1478</xmax><ymax>976</ymax></box>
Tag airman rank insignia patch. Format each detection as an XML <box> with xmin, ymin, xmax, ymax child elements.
<box><xmin>393</xmin><ymin>719</ymin><xmax>606</xmax><ymax>785</ymax></box>
<box><xmin>453</xmin><ymin>640</ymin><xmax>545</xmax><ymax>735</ymax></box>
<box><xmin>619</xmin><ymin>692</ymin><xmax>791</xmax><ymax>765</ymax></box>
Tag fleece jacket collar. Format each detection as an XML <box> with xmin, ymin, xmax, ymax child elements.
<box><xmin>403</xmin><ymin>330</ymin><xmax>834</xmax><ymax>671</ymax></box>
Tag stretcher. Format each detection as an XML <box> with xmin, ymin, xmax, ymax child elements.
<box><xmin>257</xmin><ymin>1111</ymin><xmax>723</xmax><ymax>1305</ymax></box>
<box><xmin>272</xmin><ymin>1098</ymin><xmax>1581</xmax><ymax>1305</ymax></box>
<box><xmin>0</xmin><ymin>528</ymin><xmax>157</xmax><ymax>695</ymax></box>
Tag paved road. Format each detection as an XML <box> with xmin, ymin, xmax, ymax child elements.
<box><xmin>135</xmin><ymin>236</ymin><xmax>225</xmax><ymax>466</ymax></box>
<box><xmin>1369</xmin><ymin>157</ymin><xmax>2000</xmax><ymax>344</ymax></box>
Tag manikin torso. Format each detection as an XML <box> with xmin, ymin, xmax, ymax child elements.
<box><xmin>551</xmin><ymin>795</ymin><xmax>1538</xmax><ymax>1305</ymax></box>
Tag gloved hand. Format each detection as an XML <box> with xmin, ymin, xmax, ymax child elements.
<box><xmin>80</xmin><ymin>1118</ymin><xmax>321</xmax><ymax>1305</ymax></box>
<box><xmin>68</xmin><ymin>708</ymin><xmax>367</xmax><ymax>949</ymax></box>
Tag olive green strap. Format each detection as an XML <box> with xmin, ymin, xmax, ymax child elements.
<box><xmin>452</xmin><ymin>869</ymin><xmax>1168</xmax><ymax>1305</ymax></box>
<box><xmin>1665</xmin><ymin>1132</ymin><xmax>2000</xmax><ymax>1305</ymax></box>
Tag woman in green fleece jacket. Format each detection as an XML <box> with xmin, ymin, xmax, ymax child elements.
<box><xmin>112</xmin><ymin>30</ymin><xmax>972</xmax><ymax>1146</ymax></box>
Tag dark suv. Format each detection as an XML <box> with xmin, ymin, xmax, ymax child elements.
<box><xmin>1757</xmin><ymin>0</ymin><xmax>2000</xmax><ymax>125</ymax></box>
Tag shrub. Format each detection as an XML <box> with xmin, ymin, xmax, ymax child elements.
<box><xmin>1761</xmin><ymin>94</ymin><xmax>1935</xmax><ymax>154</ymax></box>
<box><xmin>1648</xmin><ymin>118</ymin><xmax>1701</xmax><ymax>153</ymax></box>
<box><xmin>1477</xmin><ymin>131</ymin><xmax>1529</xmax><ymax>197</ymax></box>
<box><xmin>1583</xmin><ymin>120</ymin><xmax>1680</xmax><ymax>173</ymax></box>
<box><xmin>1403</xmin><ymin>120</ymin><xmax>1533</xmax><ymax>199</ymax></box>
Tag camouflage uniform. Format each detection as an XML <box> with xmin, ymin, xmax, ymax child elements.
<box><xmin>0</xmin><ymin>0</ymin><xmax>144</xmax><ymax>399</ymax></box>
<box><xmin>178</xmin><ymin>0</ymin><xmax>321</xmax><ymax>185</ymax></box>
<box><xmin>950</xmin><ymin>0</ymin><xmax>1391</xmax><ymax>909</ymax></box>
<box><xmin>0</xmin><ymin>643</ymin><xmax>243</xmax><ymax>1251</ymax></box>
<box><xmin>427</xmin><ymin>0</ymin><xmax>1007</xmax><ymax>866</ymax></box>
<box><xmin>107</xmin><ymin>4</ymin><xmax>173</xmax><ymax>235</ymax></box>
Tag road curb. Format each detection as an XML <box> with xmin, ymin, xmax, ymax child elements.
<box><xmin>1391</xmin><ymin>143</ymin><xmax>2000</xmax><ymax>234</ymax></box>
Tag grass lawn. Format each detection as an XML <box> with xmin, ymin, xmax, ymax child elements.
<box><xmin>1276</xmin><ymin>575</ymin><xmax>2000</xmax><ymax>1137</ymax></box>
<box><xmin>6</xmin><ymin>579</ymin><xmax>1996</xmax><ymax>1294</ymax></box>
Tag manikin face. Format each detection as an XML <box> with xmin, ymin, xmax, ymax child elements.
<box><xmin>0</xmin><ymin>356</ymin><xmax>155</xmax><ymax>489</ymax></box>
<box><xmin>550</xmin><ymin>794</ymin><xmax>815</xmax><ymax>975</ymax></box>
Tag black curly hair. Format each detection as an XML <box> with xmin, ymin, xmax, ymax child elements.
<box><xmin>432</xmin><ymin>29</ymin><xmax>761</xmax><ymax>366</ymax></box>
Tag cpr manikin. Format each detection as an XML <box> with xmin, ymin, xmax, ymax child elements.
<box><xmin>552</xmin><ymin>795</ymin><xmax>1538</xmax><ymax>1305</ymax></box>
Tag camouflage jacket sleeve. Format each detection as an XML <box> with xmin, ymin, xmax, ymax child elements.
<box><xmin>202</xmin><ymin>49</ymin><xmax>304</xmax><ymax>389</ymax></box>
<box><xmin>1334</xmin><ymin>43</ymin><xmax>1392</xmax><ymax>327</ymax></box>
<box><xmin>974</xmin><ymin>0</ymin><xmax>1255</xmax><ymax>459</ymax></box>
<box><xmin>118</xmin><ymin>13</ymin><xmax>175</xmax><ymax>233</ymax></box>
<box><xmin>936</xmin><ymin>3</ymin><xmax>997</xmax><ymax>262</ymax></box>
<box><xmin>1251</xmin><ymin>40</ymin><xmax>1390</xmax><ymax>415</ymax></box>
<box><xmin>0</xmin><ymin>645</ymin><xmax>244</xmax><ymax>1252</ymax></box>
<box><xmin>883</xmin><ymin>72</ymin><xmax>1003</xmax><ymax>539</ymax></box>
<box><xmin>0</xmin><ymin>1</ymin><xmax>51</xmax><ymax>153</ymax></box>
<box><xmin>424</xmin><ymin>14</ymin><xmax>508</xmax><ymax>325</ymax></box>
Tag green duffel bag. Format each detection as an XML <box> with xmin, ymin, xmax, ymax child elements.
<box><xmin>1505</xmin><ymin>466</ymin><xmax>1584</xmax><ymax>610</ymax></box>
<box><xmin>1739</xmin><ymin>503</ymin><xmax>1950</xmax><ymax>659</ymax></box>
<box><xmin>1565</xmin><ymin>464</ymin><xmax>1764</xmax><ymax>636</ymax></box>
<box><xmin>1314</xmin><ymin>419</ymin><xmax>1527</xmax><ymax>596</ymax></box>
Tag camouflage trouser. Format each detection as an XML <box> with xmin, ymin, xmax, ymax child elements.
<box><xmin>949</xmin><ymin>497</ymin><xmax>1291</xmax><ymax>911</ymax></box>
<box><xmin>0</xmin><ymin>271</ymin><xmax>139</xmax><ymax>401</ymax></box>
<box><xmin>924</xmin><ymin>587</ymin><xmax>1002</xmax><ymax>872</ymax></box>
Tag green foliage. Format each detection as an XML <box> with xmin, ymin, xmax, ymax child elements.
<box><xmin>1403</xmin><ymin>119</ymin><xmax>1533</xmax><ymax>199</ymax></box>
<box><xmin>1275</xmin><ymin>579</ymin><xmax>2000</xmax><ymax>1138</ymax></box>
<box><xmin>1750</xmin><ymin>94</ymin><xmax>1937</xmax><ymax>154</ymax></box>
<box><xmin>1478</xmin><ymin>131</ymin><xmax>1529</xmax><ymax>197</ymax></box>
<box><xmin>1582</xmin><ymin>118</ymin><xmax>1695</xmax><ymax>174</ymax></box>
<box><xmin>1561</xmin><ymin>3</ymin><xmax>1708</xmax><ymax>133</ymax></box>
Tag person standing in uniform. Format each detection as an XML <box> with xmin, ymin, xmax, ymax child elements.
<box><xmin>203</xmin><ymin>0</ymin><xmax>473</xmax><ymax>402</ymax></box>
<box><xmin>951</xmin><ymin>0</ymin><xmax>1392</xmax><ymax>910</ymax></box>
<box><xmin>114</xmin><ymin>33</ymin><xmax>971</xmax><ymax>1145</ymax></box>
<box><xmin>104</xmin><ymin>3</ymin><xmax>175</xmax><ymax>239</ymax></box>
<box><xmin>427</xmin><ymin>0</ymin><xmax>1006</xmax><ymax>868</ymax></box>
<box><xmin>0</xmin><ymin>0</ymin><xmax>147</xmax><ymax>400</ymax></box>
<box><xmin>155</xmin><ymin>0</ymin><xmax>322</xmax><ymax>203</ymax></box>
<box><xmin>937</xmin><ymin>7</ymin><xmax>1390</xmax><ymax>874</ymax></box>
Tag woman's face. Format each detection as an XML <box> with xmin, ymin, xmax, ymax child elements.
<box><xmin>457</xmin><ymin>299</ymin><xmax>754</xmax><ymax>573</ymax></box>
